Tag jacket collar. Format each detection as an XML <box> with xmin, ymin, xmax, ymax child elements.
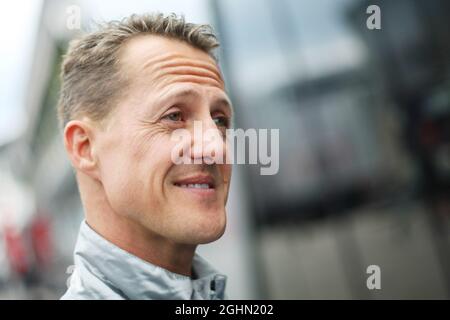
<box><xmin>73</xmin><ymin>220</ymin><xmax>227</xmax><ymax>299</ymax></box>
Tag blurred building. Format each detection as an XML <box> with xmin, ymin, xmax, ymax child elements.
<box><xmin>211</xmin><ymin>0</ymin><xmax>450</xmax><ymax>298</ymax></box>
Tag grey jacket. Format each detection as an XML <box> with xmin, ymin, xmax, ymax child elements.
<box><xmin>61</xmin><ymin>220</ymin><xmax>227</xmax><ymax>300</ymax></box>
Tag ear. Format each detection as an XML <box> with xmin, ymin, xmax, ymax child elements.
<box><xmin>63</xmin><ymin>119</ymin><xmax>101</xmax><ymax>181</ymax></box>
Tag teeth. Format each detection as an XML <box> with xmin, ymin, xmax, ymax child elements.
<box><xmin>178</xmin><ymin>183</ymin><xmax>210</xmax><ymax>189</ymax></box>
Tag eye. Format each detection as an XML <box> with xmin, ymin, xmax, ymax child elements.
<box><xmin>162</xmin><ymin>111</ymin><xmax>183</xmax><ymax>122</ymax></box>
<box><xmin>213</xmin><ymin>116</ymin><xmax>230</xmax><ymax>128</ymax></box>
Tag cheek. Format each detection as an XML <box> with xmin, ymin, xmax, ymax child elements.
<box><xmin>129</xmin><ymin>126</ymin><xmax>174</xmax><ymax>161</ymax></box>
<box><xmin>128</xmin><ymin>133</ymin><xmax>178</xmax><ymax>195</ymax></box>
<box><xmin>222</xmin><ymin>164</ymin><xmax>232</xmax><ymax>199</ymax></box>
<box><xmin>98</xmin><ymin>126</ymin><xmax>178</xmax><ymax>212</ymax></box>
<box><xmin>101</xmin><ymin>151</ymin><xmax>142</xmax><ymax>202</ymax></box>
<box><xmin>222</xmin><ymin>164</ymin><xmax>232</xmax><ymax>184</ymax></box>
<box><xmin>96</xmin><ymin>131</ymin><xmax>147</xmax><ymax>211</ymax></box>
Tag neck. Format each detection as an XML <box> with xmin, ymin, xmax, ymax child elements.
<box><xmin>78</xmin><ymin>173</ymin><xmax>196</xmax><ymax>277</ymax></box>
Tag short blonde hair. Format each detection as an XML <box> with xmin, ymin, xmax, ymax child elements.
<box><xmin>57</xmin><ymin>13</ymin><xmax>219</xmax><ymax>130</ymax></box>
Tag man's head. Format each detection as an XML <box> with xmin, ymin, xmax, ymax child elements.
<box><xmin>59</xmin><ymin>13</ymin><xmax>232</xmax><ymax>245</ymax></box>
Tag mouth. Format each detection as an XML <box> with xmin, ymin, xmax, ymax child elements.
<box><xmin>173</xmin><ymin>174</ymin><xmax>216</xmax><ymax>196</ymax></box>
<box><xmin>174</xmin><ymin>183</ymin><xmax>213</xmax><ymax>189</ymax></box>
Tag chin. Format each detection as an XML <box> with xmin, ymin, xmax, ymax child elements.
<box><xmin>196</xmin><ymin>222</ymin><xmax>226</xmax><ymax>244</ymax></box>
<box><xmin>184</xmin><ymin>210</ymin><xmax>227</xmax><ymax>245</ymax></box>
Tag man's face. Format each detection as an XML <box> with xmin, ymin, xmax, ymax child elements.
<box><xmin>93</xmin><ymin>35</ymin><xmax>232</xmax><ymax>245</ymax></box>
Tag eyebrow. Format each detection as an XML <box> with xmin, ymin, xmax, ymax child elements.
<box><xmin>212</xmin><ymin>97</ymin><xmax>234</xmax><ymax>116</ymax></box>
<box><xmin>158</xmin><ymin>88</ymin><xmax>233</xmax><ymax>115</ymax></box>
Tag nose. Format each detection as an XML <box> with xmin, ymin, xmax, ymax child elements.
<box><xmin>189</xmin><ymin>116</ymin><xmax>226</xmax><ymax>165</ymax></box>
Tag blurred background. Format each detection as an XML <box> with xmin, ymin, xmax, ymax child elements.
<box><xmin>0</xmin><ymin>0</ymin><xmax>449</xmax><ymax>299</ymax></box>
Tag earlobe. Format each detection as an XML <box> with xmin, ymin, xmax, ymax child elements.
<box><xmin>64</xmin><ymin>120</ymin><xmax>100</xmax><ymax>180</ymax></box>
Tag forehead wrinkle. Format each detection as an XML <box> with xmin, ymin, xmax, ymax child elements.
<box><xmin>144</xmin><ymin>54</ymin><xmax>224</xmax><ymax>87</ymax></box>
<box><xmin>150</xmin><ymin>65</ymin><xmax>223</xmax><ymax>89</ymax></box>
<box><xmin>154</xmin><ymin>58</ymin><xmax>223</xmax><ymax>80</ymax></box>
<box><xmin>140</xmin><ymin>52</ymin><xmax>220</xmax><ymax>78</ymax></box>
<box><xmin>152</xmin><ymin>74</ymin><xmax>225</xmax><ymax>91</ymax></box>
<box><xmin>139</xmin><ymin>52</ymin><xmax>182</xmax><ymax>71</ymax></box>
